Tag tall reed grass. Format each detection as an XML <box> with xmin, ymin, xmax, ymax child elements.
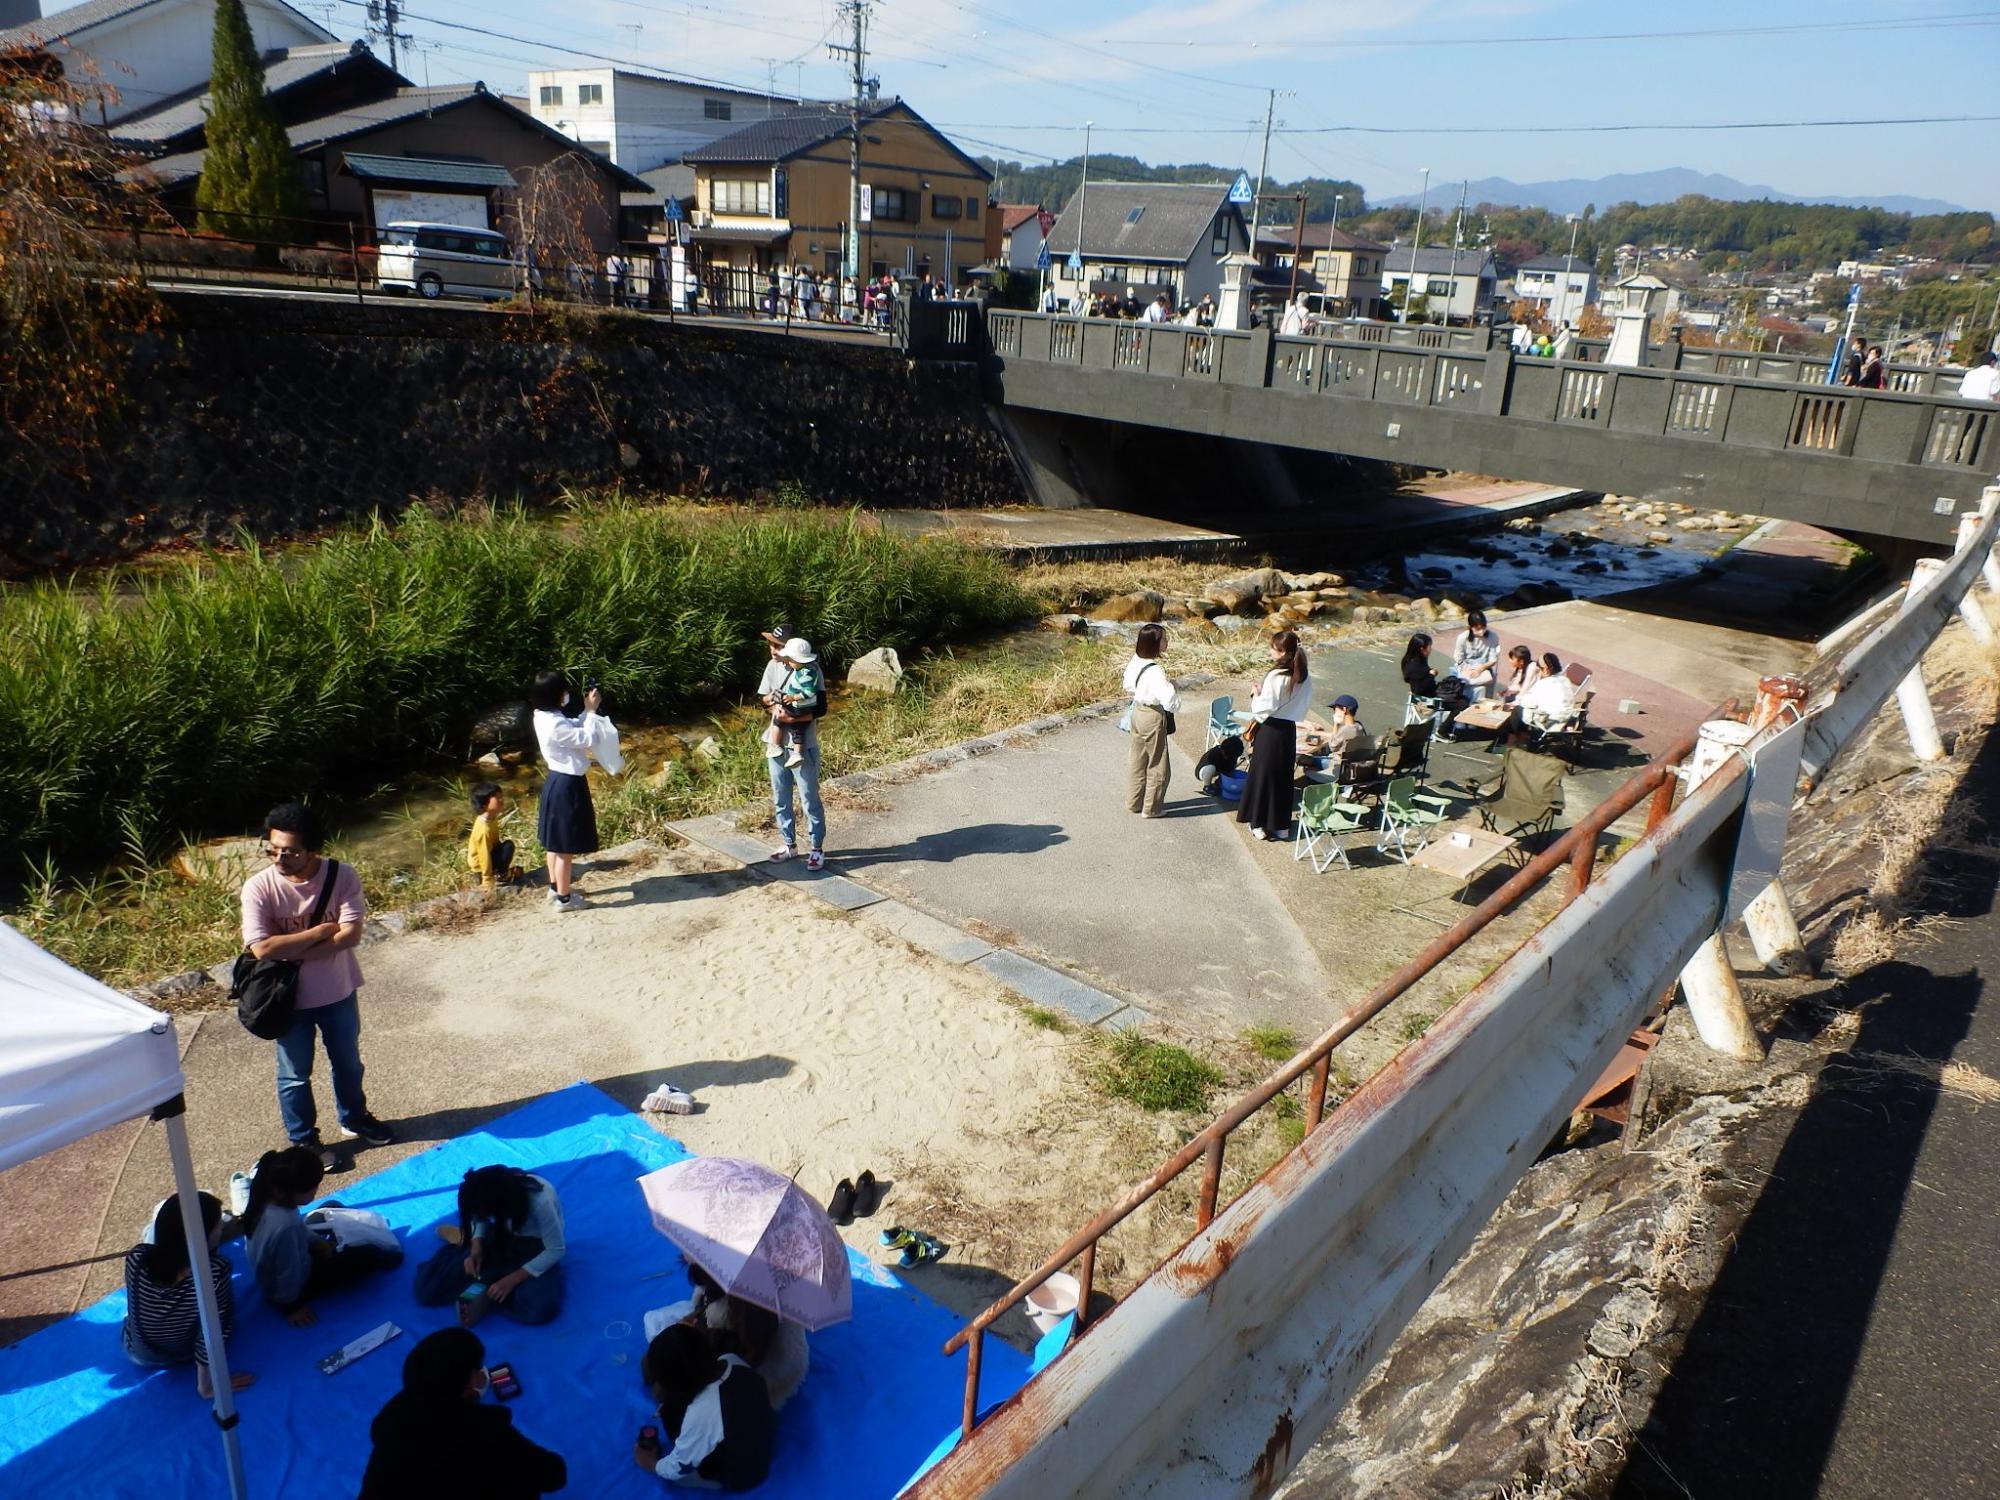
<box><xmin>0</xmin><ymin>502</ymin><xmax>1031</xmax><ymax>873</ymax></box>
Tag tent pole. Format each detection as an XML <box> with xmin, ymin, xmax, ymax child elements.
<box><xmin>160</xmin><ymin>1101</ymin><xmax>250</xmax><ymax>1500</ymax></box>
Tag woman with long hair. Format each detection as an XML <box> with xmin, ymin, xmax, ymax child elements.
<box><xmin>529</xmin><ymin>671</ymin><xmax>607</xmax><ymax>914</ymax></box>
<box><xmin>121</xmin><ymin>1192</ymin><xmax>255</xmax><ymax>1399</ymax></box>
<box><xmin>413</xmin><ymin>1165</ymin><xmax>567</xmax><ymax>1326</ymax></box>
<box><xmin>360</xmin><ymin>1327</ymin><xmax>567</xmax><ymax>1497</ymax></box>
<box><xmin>1400</xmin><ymin>633</ymin><xmax>1438</xmax><ymax>699</ymax></box>
<box><xmin>1237</xmin><ymin>629</ymin><xmax>1312</xmax><ymax>841</ymax></box>
<box><xmin>241</xmin><ymin>1146</ymin><xmax>401</xmax><ymax>1326</ymax></box>
<box><xmin>635</xmin><ymin>1323</ymin><xmax>777</xmax><ymax>1490</ymax></box>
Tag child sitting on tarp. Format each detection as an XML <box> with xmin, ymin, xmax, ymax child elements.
<box><xmin>644</xmin><ymin>1263</ymin><xmax>810</xmax><ymax>1409</ymax></box>
<box><xmin>360</xmin><ymin>1327</ymin><xmax>567</xmax><ymax>1498</ymax></box>
<box><xmin>121</xmin><ymin>1191</ymin><xmax>255</xmax><ymax>1399</ymax></box>
<box><xmin>413</xmin><ymin>1166</ymin><xmax>567</xmax><ymax>1326</ymax></box>
<box><xmin>634</xmin><ymin>1324</ymin><xmax>776</xmax><ymax>1491</ymax></box>
<box><xmin>242</xmin><ymin>1146</ymin><xmax>403</xmax><ymax>1327</ymax></box>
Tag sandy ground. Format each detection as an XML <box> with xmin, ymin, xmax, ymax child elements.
<box><xmin>2</xmin><ymin>844</ymin><xmax>1184</xmax><ymax>1352</ymax></box>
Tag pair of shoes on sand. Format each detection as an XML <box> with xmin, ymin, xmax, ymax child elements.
<box><xmin>880</xmin><ymin>1226</ymin><xmax>947</xmax><ymax>1268</ymax></box>
<box><xmin>827</xmin><ymin>1170</ymin><xmax>879</xmax><ymax>1225</ymax></box>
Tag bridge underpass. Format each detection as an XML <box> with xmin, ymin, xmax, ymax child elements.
<box><xmin>982</xmin><ymin>310</ymin><xmax>1998</xmax><ymax>558</ymax></box>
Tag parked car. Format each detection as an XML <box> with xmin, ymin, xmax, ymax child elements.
<box><xmin>375</xmin><ymin>222</ymin><xmax>520</xmax><ymax>301</ymax></box>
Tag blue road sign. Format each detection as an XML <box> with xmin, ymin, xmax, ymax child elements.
<box><xmin>665</xmin><ymin>197</ymin><xmax>684</xmax><ymax>222</ymax></box>
<box><xmin>1066</xmin><ymin>249</ymin><xmax>1083</xmax><ymax>273</ymax></box>
<box><xmin>1228</xmin><ymin>171</ymin><xmax>1254</xmax><ymax>205</ymax></box>
<box><xmin>1037</xmin><ymin>241</ymin><xmax>1052</xmax><ymax>272</ymax></box>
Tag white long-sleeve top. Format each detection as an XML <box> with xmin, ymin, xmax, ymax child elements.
<box><xmin>1122</xmin><ymin>656</ymin><xmax>1181</xmax><ymax>713</ymax></box>
<box><xmin>1249</xmin><ymin>667</ymin><xmax>1312</xmax><ymax>724</ymax></box>
<box><xmin>533</xmin><ymin>708</ymin><xmax>606</xmax><ymax>776</ymax></box>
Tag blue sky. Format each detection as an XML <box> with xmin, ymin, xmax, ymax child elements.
<box><xmin>67</xmin><ymin>0</ymin><xmax>2000</xmax><ymax>209</ymax></box>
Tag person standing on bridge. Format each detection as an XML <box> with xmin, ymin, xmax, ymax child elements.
<box><xmin>1960</xmin><ymin>350</ymin><xmax>2000</xmax><ymax>402</ymax></box>
<box><xmin>1238</xmin><ymin>629</ymin><xmax>1312</xmax><ymax>842</ymax></box>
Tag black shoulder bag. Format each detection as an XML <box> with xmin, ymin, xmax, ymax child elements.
<box><xmin>232</xmin><ymin>859</ymin><xmax>341</xmax><ymax>1040</ymax></box>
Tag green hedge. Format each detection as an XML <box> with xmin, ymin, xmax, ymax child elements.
<box><xmin>0</xmin><ymin>503</ymin><xmax>1030</xmax><ymax>872</ymax></box>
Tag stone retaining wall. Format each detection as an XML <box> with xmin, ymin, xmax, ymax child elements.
<box><xmin>4</xmin><ymin>295</ymin><xmax>1025</xmax><ymax>574</ymax></box>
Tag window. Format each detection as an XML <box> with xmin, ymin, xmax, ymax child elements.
<box><xmin>300</xmin><ymin>158</ymin><xmax>326</xmax><ymax>198</ymax></box>
<box><xmin>703</xmin><ymin>99</ymin><xmax>732</xmax><ymax>121</ymax></box>
<box><xmin>872</xmin><ymin>186</ymin><xmax>911</xmax><ymax>222</ymax></box>
<box><xmin>931</xmin><ymin>194</ymin><xmax>961</xmax><ymax>220</ymax></box>
<box><xmin>538</xmin><ymin>85</ymin><xmax>561</xmax><ymax>107</ymax></box>
<box><xmin>578</xmin><ymin>83</ymin><xmax>602</xmax><ymax>106</ymax></box>
<box><xmin>711</xmin><ymin>178</ymin><xmax>772</xmax><ymax>215</ymax></box>
<box><xmin>1211</xmin><ymin>217</ymin><xmax>1229</xmax><ymax>255</ymax></box>
<box><xmin>1427</xmin><ymin>277</ymin><xmax>1452</xmax><ymax>296</ymax></box>
<box><xmin>964</xmin><ymin>196</ymin><xmax>980</xmax><ymax>220</ymax></box>
<box><xmin>1124</xmin><ymin>205</ymin><xmax>1145</xmax><ymax>225</ymax></box>
<box><xmin>870</xmin><ymin>260</ymin><xmax>887</xmax><ymax>278</ymax></box>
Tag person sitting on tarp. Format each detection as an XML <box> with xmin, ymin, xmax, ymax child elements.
<box><xmin>360</xmin><ymin>1327</ymin><xmax>567</xmax><ymax>1498</ymax></box>
<box><xmin>635</xmin><ymin>1324</ymin><xmax>777</xmax><ymax>1491</ymax></box>
<box><xmin>414</xmin><ymin>1166</ymin><xmax>567</xmax><ymax>1326</ymax></box>
<box><xmin>122</xmin><ymin>1191</ymin><xmax>255</xmax><ymax>1400</ymax></box>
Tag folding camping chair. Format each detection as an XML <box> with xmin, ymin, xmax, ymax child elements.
<box><xmin>1470</xmin><ymin>745</ymin><xmax>1566</xmax><ymax>853</ymax></box>
<box><xmin>1293</xmin><ymin>783</ymin><xmax>1373</xmax><ymax>872</ymax></box>
<box><xmin>1377</xmin><ymin>718</ymin><xmax>1435</xmax><ymax>785</ymax></box>
<box><xmin>1204</xmin><ymin>695</ymin><xmax>1235</xmax><ymax>750</ymax></box>
<box><xmin>1377</xmin><ymin>775</ymin><xmax>1456</xmax><ymax>862</ymax></box>
<box><xmin>1531</xmin><ymin>675</ymin><xmax>1595</xmax><ymax>765</ymax></box>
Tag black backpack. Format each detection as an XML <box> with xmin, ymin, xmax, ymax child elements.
<box><xmin>232</xmin><ymin>859</ymin><xmax>341</xmax><ymax>1040</ymax></box>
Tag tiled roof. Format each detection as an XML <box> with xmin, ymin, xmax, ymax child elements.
<box><xmin>998</xmin><ymin>203</ymin><xmax>1041</xmax><ymax>234</ymax></box>
<box><xmin>1044</xmin><ymin>181</ymin><xmax>1240</xmax><ymax>266</ymax></box>
<box><xmin>1383</xmin><ymin>244</ymin><xmax>1497</xmax><ymax>278</ymax></box>
<box><xmin>1254</xmin><ymin>223</ymin><xmax>1386</xmax><ymax>254</ymax></box>
<box><xmin>340</xmin><ymin>152</ymin><xmax>514</xmax><ymax>188</ymax></box>
<box><xmin>111</xmin><ymin>42</ymin><xmax>395</xmax><ymax>148</ymax></box>
<box><xmin>2</xmin><ymin>0</ymin><xmax>333</xmax><ymax>48</ymax></box>
<box><xmin>1516</xmin><ymin>253</ymin><xmax>1593</xmax><ymax>273</ymax></box>
<box><xmin>681</xmin><ymin>102</ymin><xmax>887</xmax><ymax>164</ymax></box>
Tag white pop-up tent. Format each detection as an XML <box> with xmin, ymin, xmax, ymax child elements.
<box><xmin>0</xmin><ymin>921</ymin><xmax>248</xmax><ymax>1500</ymax></box>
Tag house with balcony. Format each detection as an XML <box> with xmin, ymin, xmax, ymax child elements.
<box><xmin>1381</xmin><ymin>243</ymin><xmax>1497</xmax><ymax>324</ymax></box>
<box><xmin>1251</xmin><ymin>222</ymin><xmax>1388</xmax><ymax>315</ymax></box>
<box><xmin>1511</xmin><ymin>252</ymin><xmax>1598</xmax><ymax>327</ymax></box>
<box><xmin>1043</xmin><ymin>181</ymin><xmax>1250</xmax><ymax>309</ymax></box>
<box><xmin>680</xmin><ymin>99</ymin><xmax>994</xmax><ymax>282</ymax></box>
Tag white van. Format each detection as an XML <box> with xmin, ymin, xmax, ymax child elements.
<box><xmin>376</xmin><ymin>222</ymin><xmax>520</xmax><ymax>301</ymax></box>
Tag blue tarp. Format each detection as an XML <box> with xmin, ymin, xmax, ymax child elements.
<box><xmin>0</xmin><ymin>1083</ymin><xmax>1028</xmax><ymax>1497</ymax></box>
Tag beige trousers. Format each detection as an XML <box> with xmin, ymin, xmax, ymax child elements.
<box><xmin>1127</xmin><ymin>705</ymin><xmax>1172</xmax><ymax>815</ymax></box>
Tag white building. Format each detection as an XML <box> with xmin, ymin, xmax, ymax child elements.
<box><xmin>1381</xmin><ymin>244</ymin><xmax>1498</xmax><ymax>324</ymax></box>
<box><xmin>525</xmin><ymin>68</ymin><xmax>808</xmax><ymax>182</ymax></box>
<box><xmin>1512</xmin><ymin>253</ymin><xmax>1598</xmax><ymax>327</ymax></box>
<box><xmin>0</xmin><ymin>0</ymin><xmax>334</xmax><ymax>122</ymax></box>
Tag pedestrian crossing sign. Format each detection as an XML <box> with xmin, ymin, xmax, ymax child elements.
<box><xmin>1228</xmin><ymin>172</ymin><xmax>1254</xmax><ymax>204</ymax></box>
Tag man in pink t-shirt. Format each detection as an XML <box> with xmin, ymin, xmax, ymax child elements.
<box><xmin>241</xmin><ymin>803</ymin><xmax>396</xmax><ymax>1173</ymax></box>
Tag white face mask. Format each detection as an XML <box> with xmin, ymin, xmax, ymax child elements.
<box><xmin>470</xmin><ymin>1367</ymin><xmax>490</xmax><ymax>1399</ymax></box>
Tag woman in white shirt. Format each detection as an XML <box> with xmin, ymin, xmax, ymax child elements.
<box><xmin>1519</xmin><ymin>653</ymin><xmax>1578</xmax><ymax>730</ymax></box>
<box><xmin>1122</xmin><ymin>624</ymin><xmax>1182</xmax><ymax>818</ymax></box>
<box><xmin>1237</xmin><ymin>629</ymin><xmax>1312</xmax><ymax>841</ymax></box>
<box><xmin>1498</xmin><ymin>644</ymin><xmax>1543</xmax><ymax>702</ymax></box>
<box><xmin>531</xmin><ymin>671</ymin><xmax>606</xmax><ymax>914</ymax></box>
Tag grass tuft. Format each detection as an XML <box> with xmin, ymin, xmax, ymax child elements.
<box><xmin>1022</xmin><ymin>1005</ymin><xmax>1072</xmax><ymax>1032</ymax></box>
<box><xmin>1243</xmin><ymin>1023</ymin><xmax>1298</xmax><ymax>1061</ymax></box>
<box><xmin>1095</xmin><ymin>1032</ymin><xmax>1224</xmax><ymax>1114</ymax></box>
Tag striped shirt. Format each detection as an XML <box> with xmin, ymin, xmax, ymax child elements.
<box><xmin>123</xmin><ymin>1246</ymin><xmax>235</xmax><ymax>1366</ymax></box>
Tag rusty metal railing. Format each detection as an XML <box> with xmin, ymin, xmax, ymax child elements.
<box><xmin>939</xmin><ymin>709</ymin><xmax>1732</xmax><ymax>1436</ymax></box>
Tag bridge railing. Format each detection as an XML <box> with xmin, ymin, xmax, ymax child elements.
<box><xmin>981</xmin><ymin>310</ymin><xmax>2000</xmax><ymax>479</ymax></box>
<box><xmin>910</xmin><ymin>484</ymin><xmax>2000</xmax><ymax>1500</ymax></box>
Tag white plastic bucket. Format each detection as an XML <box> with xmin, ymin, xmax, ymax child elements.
<box><xmin>1025</xmin><ymin>1271</ymin><xmax>1080</xmax><ymax>1335</ymax></box>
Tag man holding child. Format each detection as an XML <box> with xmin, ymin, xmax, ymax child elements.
<box><xmin>757</xmin><ymin>623</ymin><xmax>827</xmax><ymax>871</ymax></box>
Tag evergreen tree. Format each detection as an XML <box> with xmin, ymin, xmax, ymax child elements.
<box><xmin>195</xmin><ymin>0</ymin><xmax>305</xmax><ymax>241</ymax></box>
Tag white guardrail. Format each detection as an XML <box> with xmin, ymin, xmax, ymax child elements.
<box><xmin>910</xmin><ymin>482</ymin><xmax>2000</xmax><ymax>1500</ymax></box>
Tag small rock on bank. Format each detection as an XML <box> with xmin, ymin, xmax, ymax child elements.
<box><xmin>847</xmin><ymin>646</ymin><xmax>905</xmax><ymax>692</ymax></box>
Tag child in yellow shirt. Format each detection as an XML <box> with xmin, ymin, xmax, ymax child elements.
<box><xmin>466</xmin><ymin>783</ymin><xmax>517</xmax><ymax>892</ymax></box>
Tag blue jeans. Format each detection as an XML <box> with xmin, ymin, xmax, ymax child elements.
<box><xmin>767</xmin><ymin>739</ymin><xmax>825</xmax><ymax>852</ymax></box>
<box><xmin>413</xmin><ymin>1235</ymin><xmax>564</xmax><ymax>1325</ymax></box>
<box><xmin>275</xmin><ymin>993</ymin><xmax>368</xmax><ymax>1145</ymax></box>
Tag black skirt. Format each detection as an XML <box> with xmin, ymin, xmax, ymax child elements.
<box><xmin>1237</xmin><ymin>717</ymin><xmax>1298</xmax><ymax>834</ymax></box>
<box><xmin>537</xmin><ymin>770</ymin><xmax>599</xmax><ymax>855</ymax></box>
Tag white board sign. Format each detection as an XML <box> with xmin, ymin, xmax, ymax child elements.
<box><xmin>369</xmin><ymin>189</ymin><xmax>489</xmax><ymax>231</ymax></box>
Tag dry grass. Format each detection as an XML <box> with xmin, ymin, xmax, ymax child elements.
<box><xmin>1823</xmin><ymin>1049</ymin><xmax>2000</xmax><ymax>1105</ymax></box>
<box><xmin>1013</xmin><ymin>554</ymin><xmax>1239</xmax><ymax>613</ymax></box>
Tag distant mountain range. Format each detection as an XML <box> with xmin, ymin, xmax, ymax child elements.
<box><xmin>1378</xmin><ymin>168</ymin><xmax>1967</xmax><ymax>217</ymax></box>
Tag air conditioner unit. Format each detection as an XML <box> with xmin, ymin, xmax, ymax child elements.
<box><xmin>690</xmin><ymin>209</ymin><xmax>711</xmax><ymax>228</ymax></box>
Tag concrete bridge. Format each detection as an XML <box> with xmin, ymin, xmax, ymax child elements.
<box><xmin>979</xmin><ymin>309</ymin><xmax>1998</xmax><ymax>552</ymax></box>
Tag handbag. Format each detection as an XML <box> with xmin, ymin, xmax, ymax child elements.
<box><xmin>304</xmin><ymin>1205</ymin><xmax>400</xmax><ymax>1255</ymax></box>
<box><xmin>232</xmin><ymin>858</ymin><xmax>341</xmax><ymax>1040</ymax></box>
<box><xmin>1121</xmin><ymin>662</ymin><xmax>1176</xmax><ymax>734</ymax></box>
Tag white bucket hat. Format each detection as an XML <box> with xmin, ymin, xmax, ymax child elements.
<box><xmin>779</xmin><ymin>637</ymin><xmax>817</xmax><ymax>664</ymax></box>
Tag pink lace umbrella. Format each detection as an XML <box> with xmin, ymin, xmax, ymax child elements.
<box><xmin>637</xmin><ymin>1157</ymin><xmax>852</xmax><ymax>1331</ymax></box>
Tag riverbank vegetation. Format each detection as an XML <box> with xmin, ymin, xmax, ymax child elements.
<box><xmin>1</xmin><ymin>501</ymin><xmax>1030</xmax><ymax>876</ymax></box>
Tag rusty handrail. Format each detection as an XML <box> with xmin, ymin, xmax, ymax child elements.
<box><xmin>940</xmin><ymin>704</ymin><xmax>1736</xmax><ymax>1431</ymax></box>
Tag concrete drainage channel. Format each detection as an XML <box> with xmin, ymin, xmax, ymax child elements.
<box><xmin>667</xmin><ymin>689</ymin><xmax>1193</xmax><ymax>1034</ymax></box>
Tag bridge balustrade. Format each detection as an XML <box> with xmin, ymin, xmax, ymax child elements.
<box><xmin>980</xmin><ymin>309</ymin><xmax>1999</xmax><ymax>487</ymax></box>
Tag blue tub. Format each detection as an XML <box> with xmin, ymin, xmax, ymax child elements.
<box><xmin>1218</xmin><ymin>770</ymin><xmax>1247</xmax><ymax>801</ymax></box>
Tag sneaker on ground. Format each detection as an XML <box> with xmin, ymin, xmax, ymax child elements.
<box><xmin>641</xmin><ymin>1084</ymin><xmax>696</xmax><ymax>1115</ymax></box>
<box><xmin>805</xmin><ymin>849</ymin><xmax>824</xmax><ymax>871</ymax></box>
<box><xmin>769</xmin><ymin>846</ymin><xmax>794</xmax><ymax>862</ymax></box>
<box><xmin>1250</xmin><ymin>827</ymin><xmax>1268</xmax><ymax>841</ymax></box>
<box><xmin>338</xmin><ymin>1114</ymin><xmax>396</xmax><ymax>1147</ymax></box>
<box><xmin>554</xmin><ymin>891</ymin><xmax>587</xmax><ymax>913</ymax></box>
<box><xmin>302</xmin><ymin>1136</ymin><xmax>351</xmax><ymax>1174</ymax></box>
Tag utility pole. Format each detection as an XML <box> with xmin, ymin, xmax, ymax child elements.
<box><xmin>1445</xmin><ymin>179</ymin><xmax>1466</xmax><ymax>327</ymax></box>
<box><xmin>365</xmin><ymin>0</ymin><xmax>407</xmax><ymax>72</ymax></box>
<box><xmin>1246</xmin><ymin>89</ymin><xmax>1291</xmax><ymax>251</ymax></box>
<box><xmin>1402</xmin><ymin>166</ymin><xmax>1430</xmax><ymax>324</ymax></box>
<box><xmin>829</xmin><ymin>1</ymin><xmax>873</xmax><ymax>285</ymax></box>
<box><xmin>1073</xmin><ymin>120</ymin><xmax>1092</xmax><ymax>312</ymax></box>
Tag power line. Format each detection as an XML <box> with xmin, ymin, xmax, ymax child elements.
<box><xmin>928</xmin><ymin>113</ymin><xmax>2000</xmax><ymax>136</ymax></box>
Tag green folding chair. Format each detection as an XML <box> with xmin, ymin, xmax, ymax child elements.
<box><xmin>1377</xmin><ymin>775</ymin><xmax>1455</xmax><ymax>863</ymax></box>
<box><xmin>1293</xmin><ymin>783</ymin><xmax>1372</xmax><ymax>873</ymax></box>
<box><xmin>1476</xmin><ymin>746</ymin><xmax>1567</xmax><ymax>853</ymax></box>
